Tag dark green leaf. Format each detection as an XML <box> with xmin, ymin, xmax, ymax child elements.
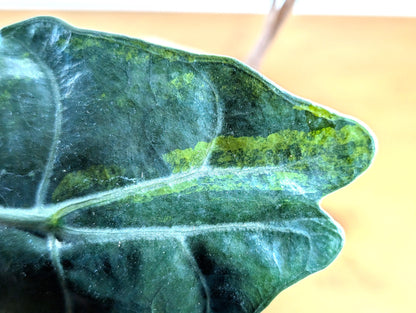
<box><xmin>0</xmin><ymin>17</ymin><xmax>375</xmax><ymax>313</ymax></box>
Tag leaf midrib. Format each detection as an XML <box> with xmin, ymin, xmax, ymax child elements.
<box><xmin>51</xmin><ymin>165</ymin><xmax>309</xmax><ymax>220</ymax></box>
<box><xmin>0</xmin><ymin>165</ymin><xmax>312</xmax><ymax>233</ymax></box>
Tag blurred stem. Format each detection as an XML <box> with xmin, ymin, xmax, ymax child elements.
<box><xmin>246</xmin><ymin>0</ymin><xmax>296</xmax><ymax>70</ymax></box>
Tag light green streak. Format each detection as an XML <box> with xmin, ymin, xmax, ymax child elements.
<box><xmin>163</xmin><ymin>125</ymin><xmax>369</xmax><ymax>173</ymax></box>
<box><xmin>293</xmin><ymin>103</ymin><xmax>339</xmax><ymax>120</ymax></box>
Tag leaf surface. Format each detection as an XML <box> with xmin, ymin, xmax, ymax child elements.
<box><xmin>0</xmin><ymin>17</ymin><xmax>375</xmax><ymax>313</ymax></box>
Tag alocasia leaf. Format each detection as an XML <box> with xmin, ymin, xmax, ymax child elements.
<box><xmin>0</xmin><ymin>17</ymin><xmax>375</xmax><ymax>313</ymax></box>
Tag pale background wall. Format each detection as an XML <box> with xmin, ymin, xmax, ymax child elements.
<box><xmin>1</xmin><ymin>0</ymin><xmax>416</xmax><ymax>16</ymax></box>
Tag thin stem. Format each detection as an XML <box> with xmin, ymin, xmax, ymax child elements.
<box><xmin>246</xmin><ymin>0</ymin><xmax>297</xmax><ymax>70</ymax></box>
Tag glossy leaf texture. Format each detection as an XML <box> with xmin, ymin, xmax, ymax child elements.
<box><xmin>0</xmin><ymin>17</ymin><xmax>375</xmax><ymax>313</ymax></box>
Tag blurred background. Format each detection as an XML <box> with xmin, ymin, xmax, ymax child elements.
<box><xmin>1</xmin><ymin>1</ymin><xmax>415</xmax><ymax>312</ymax></box>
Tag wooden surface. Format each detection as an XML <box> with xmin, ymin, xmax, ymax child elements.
<box><xmin>1</xmin><ymin>11</ymin><xmax>415</xmax><ymax>313</ymax></box>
